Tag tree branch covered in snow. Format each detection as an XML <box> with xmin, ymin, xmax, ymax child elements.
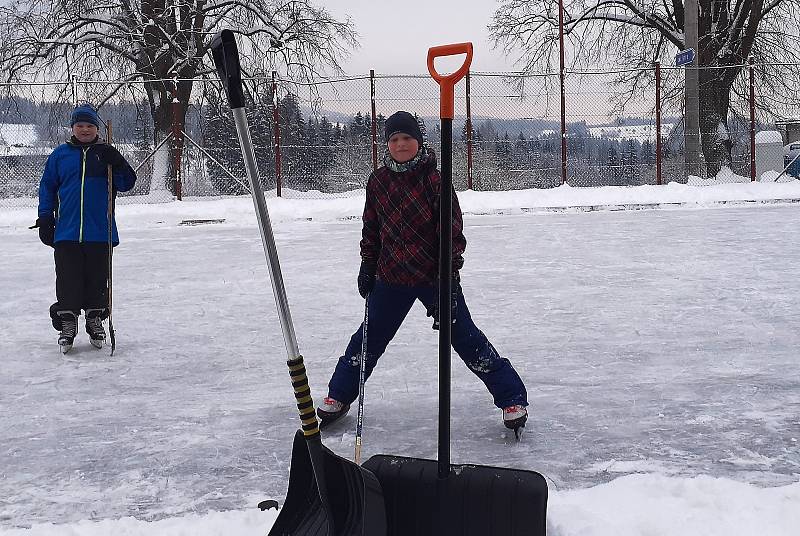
<box><xmin>0</xmin><ymin>0</ymin><xmax>357</xmax><ymax>118</ymax></box>
<box><xmin>0</xmin><ymin>0</ymin><xmax>358</xmax><ymax>195</ymax></box>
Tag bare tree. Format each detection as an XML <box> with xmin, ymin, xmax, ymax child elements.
<box><xmin>0</xmin><ymin>0</ymin><xmax>357</xmax><ymax>191</ymax></box>
<box><xmin>489</xmin><ymin>0</ymin><xmax>800</xmax><ymax>176</ymax></box>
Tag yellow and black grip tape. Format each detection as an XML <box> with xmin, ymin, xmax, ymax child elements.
<box><xmin>287</xmin><ymin>356</ymin><xmax>320</xmax><ymax>437</ymax></box>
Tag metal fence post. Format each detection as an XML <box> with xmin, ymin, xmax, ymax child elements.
<box><xmin>684</xmin><ymin>0</ymin><xmax>701</xmax><ymax>178</ymax></box>
<box><xmin>272</xmin><ymin>71</ymin><xmax>282</xmax><ymax>197</ymax></box>
<box><xmin>370</xmin><ymin>69</ymin><xmax>378</xmax><ymax>171</ymax></box>
<box><xmin>466</xmin><ymin>71</ymin><xmax>473</xmax><ymax>190</ymax></box>
<box><xmin>558</xmin><ymin>0</ymin><xmax>568</xmax><ymax>185</ymax></box>
<box><xmin>70</xmin><ymin>75</ymin><xmax>79</xmax><ymax>106</ymax></box>
<box><xmin>749</xmin><ymin>55</ymin><xmax>756</xmax><ymax>182</ymax></box>
<box><xmin>655</xmin><ymin>60</ymin><xmax>662</xmax><ymax>186</ymax></box>
<box><xmin>171</xmin><ymin>81</ymin><xmax>183</xmax><ymax>200</ymax></box>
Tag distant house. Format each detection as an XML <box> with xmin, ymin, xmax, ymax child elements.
<box><xmin>0</xmin><ymin>123</ymin><xmax>52</xmax><ymax>157</ymax></box>
<box><xmin>587</xmin><ymin>123</ymin><xmax>675</xmax><ymax>141</ymax></box>
<box><xmin>0</xmin><ymin>123</ymin><xmax>53</xmax><ymax>198</ymax></box>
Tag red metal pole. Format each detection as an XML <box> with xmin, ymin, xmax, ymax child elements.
<box><xmin>466</xmin><ymin>70</ymin><xmax>473</xmax><ymax>190</ymax></box>
<box><xmin>655</xmin><ymin>60</ymin><xmax>662</xmax><ymax>186</ymax></box>
<box><xmin>370</xmin><ymin>69</ymin><xmax>378</xmax><ymax>171</ymax></box>
<box><xmin>272</xmin><ymin>71</ymin><xmax>282</xmax><ymax>197</ymax></box>
<box><xmin>749</xmin><ymin>55</ymin><xmax>756</xmax><ymax>182</ymax></box>
<box><xmin>171</xmin><ymin>84</ymin><xmax>183</xmax><ymax>200</ymax></box>
<box><xmin>558</xmin><ymin>0</ymin><xmax>568</xmax><ymax>185</ymax></box>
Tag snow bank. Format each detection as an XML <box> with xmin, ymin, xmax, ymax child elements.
<box><xmin>754</xmin><ymin>130</ymin><xmax>783</xmax><ymax>144</ymax></box>
<box><xmin>3</xmin><ymin>476</ymin><xmax>798</xmax><ymax>536</ymax></box>
<box><xmin>3</xmin><ymin>180</ymin><xmax>800</xmax><ymax>233</ymax></box>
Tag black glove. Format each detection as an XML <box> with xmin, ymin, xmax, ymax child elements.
<box><xmin>357</xmin><ymin>262</ymin><xmax>376</xmax><ymax>298</ymax></box>
<box><xmin>426</xmin><ymin>272</ymin><xmax>460</xmax><ymax>330</ymax></box>
<box><xmin>96</xmin><ymin>144</ymin><xmax>126</xmax><ymax>169</ymax></box>
<box><xmin>30</xmin><ymin>216</ymin><xmax>55</xmax><ymax>247</ymax></box>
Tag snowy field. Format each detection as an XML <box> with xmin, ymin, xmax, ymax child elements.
<box><xmin>1</xmin><ymin>179</ymin><xmax>800</xmax><ymax>535</ymax></box>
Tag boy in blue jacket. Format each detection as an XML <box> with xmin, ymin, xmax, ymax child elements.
<box><xmin>32</xmin><ymin>104</ymin><xmax>137</xmax><ymax>353</ymax></box>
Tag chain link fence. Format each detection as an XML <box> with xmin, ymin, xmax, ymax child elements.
<box><xmin>1</xmin><ymin>63</ymin><xmax>798</xmax><ymax>209</ymax></box>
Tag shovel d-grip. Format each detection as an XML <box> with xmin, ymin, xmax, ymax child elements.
<box><xmin>426</xmin><ymin>43</ymin><xmax>473</xmax><ymax>119</ymax></box>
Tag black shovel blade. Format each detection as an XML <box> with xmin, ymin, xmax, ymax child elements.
<box><xmin>363</xmin><ymin>454</ymin><xmax>547</xmax><ymax>536</ymax></box>
<box><xmin>269</xmin><ymin>430</ymin><xmax>386</xmax><ymax>536</ymax></box>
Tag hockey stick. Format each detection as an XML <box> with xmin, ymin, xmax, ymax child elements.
<box><xmin>106</xmin><ymin>121</ymin><xmax>116</xmax><ymax>355</ymax></box>
<box><xmin>354</xmin><ymin>294</ymin><xmax>369</xmax><ymax>464</ymax></box>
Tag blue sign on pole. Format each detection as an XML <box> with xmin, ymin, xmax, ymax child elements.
<box><xmin>675</xmin><ymin>48</ymin><xmax>696</xmax><ymax>67</ymax></box>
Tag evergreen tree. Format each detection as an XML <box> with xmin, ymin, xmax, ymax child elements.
<box><xmin>626</xmin><ymin>139</ymin><xmax>640</xmax><ymax>185</ymax></box>
<box><xmin>349</xmin><ymin>112</ymin><xmax>368</xmax><ymax>145</ymax></box>
<box><xmin>131</xmin><ymin>100</ymin><xmax>153</xmax><ymax>195</ymax></box>
<box><xmin>607</xmin><ymin>144</ymin><xmax>620</xmax><ymax>184</ymax></box>
<box><xmin>641</xmin><ymin>139</ymin><xmax>656</xmax><ymax>166</ymax></box>
<box><xmin>277</xmin><ymin>93</ymin><xmax>307</xmax><ymax>191</ymax></box>
<box><xmin>414</xmin><ymin>113</ymin><xmax>428</xmax><ymax>143</ymax></box>
<box><xmin>374</xmin><ymin>113</ymin><xmax>386</xmax><ymax>141</ymax></box>
<box><xmin>203</xmin><ymin>88</ymin><xmax>247</xmax><ymax>195</ymax></box>
<box><xmin>496</xmin><ymin>132</ymin><xmax>512</xmax><ymax>171</ymax></box>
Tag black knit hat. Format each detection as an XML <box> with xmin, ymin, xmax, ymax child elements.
<box><xmin>385</xmin><ymin>111</ymin><xmax>423</xmax><ymax>145</ymax></box>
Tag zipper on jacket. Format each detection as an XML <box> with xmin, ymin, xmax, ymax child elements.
<box><xmin>79</xmin><ymin>147</ymin><xmax>87</xmax><ymax>242</ymax></box>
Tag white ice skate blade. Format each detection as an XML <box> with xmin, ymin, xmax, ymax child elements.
<box><xmin>59</xmin><ymin>343</ymin><xmax>73</xmax><ymax>354</ymax></box>
<box><xmin>89</xmin><ymin>339</ymin><xmax>104</xmax><ymax>349</ymax></box>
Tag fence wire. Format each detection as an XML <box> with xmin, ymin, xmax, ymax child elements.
<box><xmin>1</xmin><ymin>63</ymin><xmax>798</xmax><ymax>209</ymax></box>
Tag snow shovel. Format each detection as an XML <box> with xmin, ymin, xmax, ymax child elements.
<box><xmin>210</xmin><ymin>29</ymin><xmax>386</xmax><ymax>536</ymax></box>
<box><xmin>362</xmin><ymin>43</ymin><xmax>548</xmax><ymax>536</ymax></box>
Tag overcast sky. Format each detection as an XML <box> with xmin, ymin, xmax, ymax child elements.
<box><xmin>323</xmin><ymin>0</ymin><xmax>518</xmax><ymax>75</ymax></box>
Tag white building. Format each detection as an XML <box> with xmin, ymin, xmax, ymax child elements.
<box><xmin>588</xmin><ymin>123</ymin><xmax>675</xmax><ymax>141</ymax></box>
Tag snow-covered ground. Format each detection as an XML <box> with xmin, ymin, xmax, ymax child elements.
<box><xmin>2</xmin><ymin>179</ymin><xmax>800</xmax><ymax>535</ymax></box>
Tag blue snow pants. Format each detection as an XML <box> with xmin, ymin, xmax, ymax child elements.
<box><xmin>327</xmin><ymin>280</ymin><xmax>528</xmax><ymax>409</ymax></box>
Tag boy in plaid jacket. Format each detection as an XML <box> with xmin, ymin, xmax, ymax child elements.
<box><xmin>318</xmin><ymin>111</ymin><xmax>528</xmax><ymax>431</ymax></box>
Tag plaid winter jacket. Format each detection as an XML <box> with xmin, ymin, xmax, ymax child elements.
<box><xmin>360</xmin><ymin>149</ymin><xmax>466</xmax><ymax>286</ymax></box>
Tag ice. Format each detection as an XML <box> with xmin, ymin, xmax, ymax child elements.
<box><xmin>1</xmin><ymin>187</ymin><xmax>799</xmax><ymax>534</ymax></box>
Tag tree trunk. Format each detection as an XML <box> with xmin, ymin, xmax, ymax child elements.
<box><xmin>144</xmin><ymin>79</ymin><xmax>192</xmax><ymax>196</ymax></box>
<box><xmin>698</xmin><ymin>72</ymin><xmax>734</xmax><ymax>177</ymax></box>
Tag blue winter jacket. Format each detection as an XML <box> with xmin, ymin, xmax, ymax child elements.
<box><xmin>38</xmin><ymin>140</ymin><xmax>136</xmax><ymax>245</ymax></box>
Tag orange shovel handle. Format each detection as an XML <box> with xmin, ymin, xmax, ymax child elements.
<box><xmin>427</xmin><ymin>42</ymin><xmax>473</xmax><ymax>119</ymax></box>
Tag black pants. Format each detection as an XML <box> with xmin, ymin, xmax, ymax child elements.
<box><xmin>49</xmin><ymin>241</ymin><xmax>109</xmax><ymax>330</ymax></box>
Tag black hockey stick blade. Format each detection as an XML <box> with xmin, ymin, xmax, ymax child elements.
<box><xmin>258</xmin><ymin>499</ymin><xmax>279</xmax><ymax>511</ymax></box>
<box><xmin>109</xmin><ymin>320</ymin><xmax>116</xmax><ymax>356</ymax></box>
<box><xmin>210</xmin><ymin>29</ymin><xmax>245</xmax><ymax>109</ymax></box>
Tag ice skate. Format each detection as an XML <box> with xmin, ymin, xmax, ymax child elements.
<box><xmin>503</xmin><ymin>405</ymin><xmax>528</xmax><ymax>440</ymax></box>
<box><xmin>317</xmin><ymin>397</ymin><xmax>351</xmax><ymax>429</ymax></box>
<box><xmin>85</xmin><ymin>309</ymin><xmax>106</xmax><ymax>349</ymax></box>
<box><xmin>57</xmin><ymin>311</ymin><xmax>78</xmax><ymax>354</ymax></box>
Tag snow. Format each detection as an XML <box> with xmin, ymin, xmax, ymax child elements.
<box><xmin>2</xmin><ymin>180</ymin><xmax>800</xmax><ymax>535</ymax></box>
<box><xmin>754</xmin><ymin>130</ymin><xmax>783</xmax><ymax>144</ymax></box>
<box><xmin>716</xmin><ymin>121</ymin><xmax>730</xmax><ymax>141</ymax></box>
<box><xmin>0</xmin><ymin>124</ymin><xmax>43</xmax><ymax>155</ymax></box>
<box><xmin>0</xmin><ymin>124</ymin><xmax>39</xmax><ymax>147</ymax></box>
<box><xmin>587</xmin><ymin>123</ymin><xmax>675</xmax><ymax>140</ymax></box>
